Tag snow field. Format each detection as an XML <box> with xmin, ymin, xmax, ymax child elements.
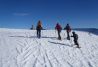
<box><xmin>0</xmin><ymin>29</ymin><xmax>98</xmax><ymax>67</ymax></box>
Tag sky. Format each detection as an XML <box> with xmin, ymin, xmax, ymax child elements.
<box><xmin>0</xmin><ymin>0</ymin><xmax>98</xmax><ymax>29</ymax></box>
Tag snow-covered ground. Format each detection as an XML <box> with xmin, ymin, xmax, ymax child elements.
<box><xmin>0</xmin><ymin>28</ymin><xmax>98</xmax><ymax>67</ymax></box>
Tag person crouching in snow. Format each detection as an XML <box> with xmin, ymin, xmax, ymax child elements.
<box><xmin>36</xmin><ymin>20</ymin><xmax>43</xmax><ymax>38</ymax></box>
<box><xmin>71</xmin><ymin>32</ymin><xmax>80</xmax><ymax>48</ymax></box>
<box><xmin>55</xmin><ymin>23</ymin><xmax>62</xmax><ymax>40</ymax></box>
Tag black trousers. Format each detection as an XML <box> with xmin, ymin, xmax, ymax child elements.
<box><xmin>74</xmin><ymin>40</ymin><xmax>79</xmax><ymax>47</ymax></box>
<box><xmin>37</xmin><ymin>30</ymin><xmax>41</xmax><ymax>38</ymax></box>
<box><xmin>57</xmin><ymin>30</ymin><xmax>61</xmax><ymax>40</ymax></box>
<box><xmin>67</xmin><ymin>31</ymin><xmax>70</xmax><ymax>40</ymax></box>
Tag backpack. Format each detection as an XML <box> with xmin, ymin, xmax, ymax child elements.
<box><xmin>56</xmin><ymin>24</ymin><xmax>62</xmax><ymax>30</ymax></box>
<box><xmin>66</xmin><ymin>25</ymin><xmax>71</xmax><ymax>32</ymax></box>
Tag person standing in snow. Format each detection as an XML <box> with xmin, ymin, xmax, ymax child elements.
<box><xmin>36</xmin><ymin>20</ymin><xmax>43</xmax><ymax>38</ymax></box>
<box><xmin>71</xmin><ymin>32</ymin><xmax>80</xmax><ymax>48</ymax></box>
<box><xmin>64</xmin><ymin>24</ymin><xmax>71</xmax><ymax>40</ymax></box>
<box><xmin>30</xmin><ymin>25</ymin><xmax>34</xmax><ymax>30</ymax></box>
<box><xmin>55</xmin><ymin>23</ymin><xmax>62</xmax><ymax>40</ymax></box>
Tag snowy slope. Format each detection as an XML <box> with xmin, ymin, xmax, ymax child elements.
<box><xmin>0</xmin><ymin>28</ymin><xmax>98</xmax><ymax>67</ymax></box>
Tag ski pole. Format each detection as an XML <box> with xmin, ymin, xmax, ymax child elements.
<box><xmin>55</xmin><ymin>29</ymin><xmax>56</xmax><ymax>34</ymax></box>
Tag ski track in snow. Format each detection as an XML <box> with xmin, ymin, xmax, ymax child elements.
<box><xmin>0</xmin><ymin>29</ymin><xmax>98</xmax><ymax>67</ymax></box>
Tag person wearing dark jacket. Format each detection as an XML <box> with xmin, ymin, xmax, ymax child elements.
<box><xmin>71</xmin><ymin>32</ymin><xmax>80</xmax><ymax>48</ymax></box>
<box><xmin>30</xmin><ymin>25</ymin><xmax>34</xmax><ymax>30</ymax></box>
<box><xmin>36</xmin><ymin>20</ymin><xmax>43</xmax><ymax>38</ymax></box>
<box><xmin>55</xmin><ymin>23</ymin><xmax>62</xmax><ymax>40</ymax></box>
<box><xmin>64</xmin><ymin>24</ymin><xmax>71</xmax><ymax>40</ymax></box>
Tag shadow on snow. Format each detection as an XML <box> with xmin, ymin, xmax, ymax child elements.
<box><xmin>48</xmin><ymin>41</ymin><xmax>72</xmax><ymax>47</ymax></box>
<box><xmin>9</xmin><ymin>36</ymin><xmax>56</xmax><ymax>39</ymax></box>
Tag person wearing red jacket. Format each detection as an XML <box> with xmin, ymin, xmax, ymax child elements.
<box><xmin>55</xmin><ymin>23</ymin><xmax>62</xmax><ymax>40</ymax></box>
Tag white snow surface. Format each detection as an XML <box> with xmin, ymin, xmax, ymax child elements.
<box><xmin>0</xmin><ymin>28</ymin><xmax>98</xmax><ymax>67</ymax></box>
